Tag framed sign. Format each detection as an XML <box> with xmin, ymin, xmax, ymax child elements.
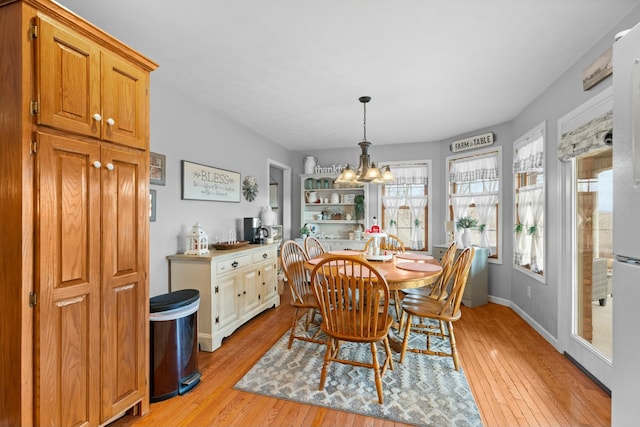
<box><xmin>450</xmin><ymin>132</ymin><xmax>494</xmax><ymax>153</ymax></box>
<box><xmin>181</xmin><ymin>160</ymin><xmax>241</xmax><ymax>202</ymax></box>
<box><xmin>150</xmin><ymin>152</ymin><xmax>166</xmax><ymax>185</ymax></box>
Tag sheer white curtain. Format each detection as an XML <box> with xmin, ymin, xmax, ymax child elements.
<box><xmin>406</xmin><ymin>196</ymin><xmax>427</xmax><ymax>249</ymax></box>
<box><xmin>529</xmin><ymin>185</ymin><xmax>544</xmax><ymax>273</ymax></box>
<box><xmin>515</xmin><ymin>187</ymin><xmax>533</xmax><ymax>266</ymax></box>
<box><xmin>382</xmin><ymin>196</ymin><xmax>404</xmax><ymax>235</ymax></box>
<box><xmin>450</xmin><ymin>194</ymin><xmax>473</xmax><ymax>247</ymax></box>
<box><xmin>474</xmin><ymin>193</ymin><xmax>498</xmax><ymax>254</ymax></box>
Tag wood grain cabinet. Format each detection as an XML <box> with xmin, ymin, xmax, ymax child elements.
<box><xmin>167</xmin><ymin>245</ymin><xmax>281</xmax><ymax>352</ymax></box>
<box><xmin>433</xmin><ymin>245</ymin><xmax>489</xmax><ymax>307</ymax></box>
<box><xmin>37</xmin><ymin>14</ymin><xmax>149</xmax><ymax>149</ymax></box>
<box><xmin>0</xmin><ymin>1</ymin><xmax>157</xmax><ymax>426</ymax></box>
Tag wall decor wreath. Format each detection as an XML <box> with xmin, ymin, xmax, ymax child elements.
<box><xmin>242</xmin><ymin>176</ymin><xmax>259</xmax><ymax>202</ymax></box>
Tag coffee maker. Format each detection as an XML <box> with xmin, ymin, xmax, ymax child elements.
<box><xmin>243</xmin><ymin>217</ymin><xmax>268</xmax><ymax>244</ymax></box>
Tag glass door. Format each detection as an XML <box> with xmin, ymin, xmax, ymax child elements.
<box><xmin>575</xmin><ymin>149</ymin><xmax>613</xmax><ymax>358</ymax></box>
<box><xmin>565</xmin><ymin>147</ymin><xmax>613</xmax><ymax>388</ymax></box>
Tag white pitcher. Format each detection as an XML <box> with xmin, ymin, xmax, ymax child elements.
<box><xmin>303</xmin><ymin>156</ymin><xmax>318</xmax><ymax>174</ymax></box>
<box><xmin>330</xmin><ymin>193</ymin><xmax>340</xmax><ymax>204</ymax></box>
<box><xmin>304</xmin><ymin>191</ymin><xmax>318</xmax><ymax>203</ymax></box>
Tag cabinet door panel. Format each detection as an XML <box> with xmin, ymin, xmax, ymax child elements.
<box><xmin>102</xmin><ymin>52</ymin><xmax>148</xmax><ymax>149</ymax></box>
<box><xmin>217</xmin><ymin>273</ymin><xmax>241</xmax><ymax>329</ymax></box>
<box><xmin>37</xmin><ymin>16</ymin><xmax>101</xmax><ymax>138</ymax></box>
<box><xmin>262</xmin><ymin>261</ymin><xmax>277</xmax><ymax>301</ymax></box>
<box><xmin>243</xmin><ymin>268</ymin><xmax>261</xmax><ymax>313</ymax></box>
<box><xmin>37</xmin><ymin>132</ymin><xmax>101</xmax><ymax>427</ymax></box>
<box><xmin>101</xmin><ymin>146</ymin><xmax>148</xmax><ymax>420</ymax></box>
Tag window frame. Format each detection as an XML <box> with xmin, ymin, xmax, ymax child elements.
<box><xmin>513</xmin><ymin>122</ymin><xmax>546</xmax><ymax>283</ymax></box>
<box><xmin>377</xmin><ymin>160</ymin><xmax>432</xmax><ymax>252</ymax></box>
<box><xmin>446</xmin><ymin>146</ymin><xmax>502</xmax><ymax>264</ymax></box>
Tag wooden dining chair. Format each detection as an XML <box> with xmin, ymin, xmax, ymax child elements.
<box><xmin>402</xmin><ymin>241</ymin><xmax>457</xmax><ymax>300</ymax></box>
<box><xmin>310</xmin><ymin>256</ymin><xmax>394</xmax><ymax>404</ymax></box>
<box><xmin>363</xmin><ymin>233</ymin><xmax>405</xmax><ymax>253</ymax></box>
<box><xmin>304</xmin><ymin>235</ymin><xmax>326</xmax><ymax>259</ymax></box>
<box><xmin>399</xmin><ymin>247</ymin><xmax>474</xmax><ymax>371</ymax></box>
<box><xmin>280</xmin><ymin>240</ymin><xmax>323</xmax><ymax>349</ymax></box>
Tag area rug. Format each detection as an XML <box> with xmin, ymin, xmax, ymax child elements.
<box><xmin>234</xmin><ymin>317</ymin><xmax>482</xmax><ymax>427</ymax></box>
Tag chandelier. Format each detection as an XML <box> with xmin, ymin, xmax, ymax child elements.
<box><xmin>336</xmin><ymin>96</ymin><xmax>394</xmax><ymax>184</ymax></box>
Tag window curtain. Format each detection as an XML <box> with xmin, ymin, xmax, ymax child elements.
<box><xmin>451</xmin><ymin>194</ymin><xmax>473</xmax><ymax>247</ymax></box>
<box><xmin>406</xmin><ymin>196</ymin><xmax>427</xmax><ymax>249</ymax></box>
<box><xmin>384</xmin><ymin>163</ymin><xmax>429</xmax><ymax>185</ymax></box>
<box><xmin>514</xmin><ymin>188</ymin><xmax>532</xmax><ymax>266</ymax></box>
<box><xmin>558</xmin><ymin>110</ymin><xmax>612</xmax><ymax>161</ymax></box>
<box><xmin>474</xmin><ymin>193</ymin><xmax>498</xmax><ymax>254</ymax></box>
<box><xmin>529</xmin><ymin>185</ymin><xmax>544</xmax><ymax>273</ymax></box>
<box><xmin>450</xmin><ymin>153</ymin><xmax>499</xmax><ymax>183</ymax></box>
<box><xmin>514</xmin><ymin>130</ymin><xmax>544</xmax><ymax>173</ymax></box>
<box><xmin>382</xmin><ymin>196</ymin><xmax>404</xmax><ymax>235</ymax></box>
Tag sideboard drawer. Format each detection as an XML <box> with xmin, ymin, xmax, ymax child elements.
<box><xmin>252</xmin><ymin>248</ymin><xmax>276</xmax><ymax>263</ymax></box>
<box><xmin>216</xmin><ymin>255</ymin><xmax>252</xmax><ymax>274</ymax></box>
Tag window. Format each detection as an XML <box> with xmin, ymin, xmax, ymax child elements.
<box><xmin>513</xmin><ymin>123</ymin><xmax>545</xmax><ymax>278</ymax></box>
<box><xmin>447</xmin><ymin>147</ymin><xmax>501</xmax><ymax>260</ymax></box>
<box><xmin>379</xmin><ymin>161</ymin><xmax>430</xmax><ymax>251</ymax></box>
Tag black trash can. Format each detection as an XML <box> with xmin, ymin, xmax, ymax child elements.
<box><xmin>149</xmin><ymin>289</ymin><xmax>201</xmax><ymax>402</ymax></box>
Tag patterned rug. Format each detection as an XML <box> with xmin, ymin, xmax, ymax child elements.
<box><xmin>234</xmin><ymin>316</ymin><xmax>482</xmax><ymax>427</ymax></box>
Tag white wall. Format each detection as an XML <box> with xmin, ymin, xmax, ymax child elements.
<box><xmin>148</xmin><ymin>71</ymin><xmax>291</xmax><ymax>297</ymax></box>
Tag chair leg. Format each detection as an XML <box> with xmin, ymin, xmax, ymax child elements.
<box><xmin>448</xmin><ymin>321</ymin><xmax>460</xmax><ymax>371</ymax></box>
<box><xmin>400</xmin><ymin>313</ymin><xmax>413</xmax><ymax>364</ymax></box>
<box><xmin>287</xmin><ymin>307</ymin><xmax>300</xmax><ymax>349</ymax></box>
<box><xmin>319</xmin><ymin>338</ymin><xmax>335</xmax><ymax>391</ymax></box>
<box><xmin>370</xmin><ymin>342</ymin><xmax>384</xmax><ymax>404</ymax></box>
<box><xmin>383</xmin><ymin>336</ymin><xmax>394</xmax><ymax>371</ymax></box>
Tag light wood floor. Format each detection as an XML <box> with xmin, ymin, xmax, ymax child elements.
<box><xmin>111</xmin><ymin>292</ymin><xmax>610</xmax><ymax>427</ymax></box>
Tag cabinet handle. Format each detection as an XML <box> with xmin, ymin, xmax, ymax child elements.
<box><xmin>93</xmin><ymin>161</ymin><xmax>102</xmax><ymax>168</ymax></box>
<box><xmin>93</xmin><ymin>113</ymin><xmax>102</xmax><ymax>122</ymax></box>
<box><xmin>232</xmin><ymin>261</ymin><xmax>239</xmax><ymax>268</ymax></box>
<box><xmin>106</xmin><ymin>163</ymin><xmax>114</xmax><ymax>171</ymax></box>
<box><xmin>106</xmin><ymin>118</ymin><xmax>115</xmax><ymax>126</ymax></box>
<box><xmin>262</xmin><ymin>253</ymin><xmax>268</xmax><ymax>259</ymax></box>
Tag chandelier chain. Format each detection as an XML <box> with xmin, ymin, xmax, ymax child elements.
<box><xmin>362</xmin><ymin>102</ymin><xmax>367</xmax><ymax>142</ymax></box>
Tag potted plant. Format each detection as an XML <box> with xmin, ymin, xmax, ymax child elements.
<box><xmin>455</xmin><ymin>216</ymin><xmax>478</xmax><ymax>248</ymax></box>
<box><xmin>299</xmin><ymin>225</ymin><xmax>310</xmax><ymax>238</ymax></box>
<box><xmin>354</xmin><ymin>195</ymin><xmax>365</xmax><ymax>220</ymax></box>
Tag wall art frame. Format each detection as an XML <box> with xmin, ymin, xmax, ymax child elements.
<box><xmin>150</xmin><ymin>152</ymin><xmax>166</xmax><ymax>185</ymax></box>
<box><xmin>181</xmin><ymin>160</ymin><xmax>241</xmax><ymax>202</ymax></box>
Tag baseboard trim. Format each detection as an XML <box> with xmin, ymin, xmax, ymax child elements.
<box><xmin>564</xmin><ymin>352</ymin><xmax>612</xmax><ymax>396</ymax></box>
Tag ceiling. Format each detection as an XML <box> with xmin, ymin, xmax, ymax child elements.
<box><xmin>56</xmin><ymin>0</ymin><xmax>638</xmax><ymax>151</ymax></box>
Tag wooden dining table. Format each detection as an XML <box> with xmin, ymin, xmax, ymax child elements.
<box><xmin>305</xmin><ymin>250</ymin><xmax>443</xmax><ymax>342</ymax></box>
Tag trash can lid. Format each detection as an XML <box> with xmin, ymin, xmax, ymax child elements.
<box><xmin>150</xmin><ymin>289</ymin><xmax>200</xmax><ymax>313</ymax></box>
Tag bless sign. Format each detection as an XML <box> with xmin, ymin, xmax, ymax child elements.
<box><xmin>450</xmin><ymin>132</ymin><xmax>494</xmax><ymax>153</ymax></box>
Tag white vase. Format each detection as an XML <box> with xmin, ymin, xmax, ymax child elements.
<box><xmin>462</xmin><ymin>228</ymin><xmax>473</xmax><ymax>248</ymax></box>
<box><xmin>303</xmin><ymin>156</ymin><xmax>318</xmax><ymax>174</ymax></box>
<box><xmin>260</xmin><ymin>205</ymin><xmax>276</xmax><ymax>226</ymax></box>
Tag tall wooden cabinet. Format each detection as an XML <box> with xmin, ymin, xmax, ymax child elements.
<box><xmin>0</xmin><ymin>1</ymin><xmax>157</xmax><ymax>426</ymax></box>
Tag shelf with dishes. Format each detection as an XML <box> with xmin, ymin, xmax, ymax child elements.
<box><xmin>301</xmin><ymin>173</ymin><xmax>367</xmax><ymax>240</ymax></box>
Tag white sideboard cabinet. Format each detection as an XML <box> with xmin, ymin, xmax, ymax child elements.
<box><xmin>432</xmin><ymin>244</ymin><xmax>489</xmax><ymax>307</ymax></box>
<box><xmin>167</xmin><ymin>244</ymin><xmax>280</xmax><ymax>352</ymax></box>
